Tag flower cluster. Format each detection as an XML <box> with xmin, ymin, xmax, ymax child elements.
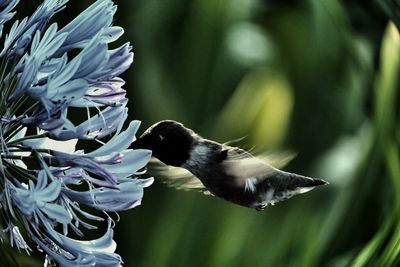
<box><xmin>0</xmin><ymin>0</ymin><xmax>153</xmax><ymax>266</ymax></box>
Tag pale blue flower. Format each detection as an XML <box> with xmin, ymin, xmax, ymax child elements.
<box><xmin>0</xmin><ymin>0</ymin><xmax>152</xmax><ymax>266</ymax></box>
<box><xmin>32</xmin><ymin>219</ymin><xmax>122</xmax><ymax>267</ymax></box>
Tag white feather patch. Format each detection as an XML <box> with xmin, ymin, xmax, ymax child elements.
<box><xmin>294</xmin><ymin>187</ymin><xmax>315</xmax><ymax>194</ymax></box>
<box><xmin>244</xmin><ymin>178</ymin><xmax>257</xmax><ymax>192</ymax></box>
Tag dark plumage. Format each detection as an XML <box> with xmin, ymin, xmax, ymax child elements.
<box><xmin>131</xmin><ymin>120</ymin><xmax>328</xmax><ymax>210</ymax></box>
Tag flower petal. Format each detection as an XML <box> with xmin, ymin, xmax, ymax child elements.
<box><xmin>86</xmin><ymin>120</ymin><xmax>141</xmax><ymax>157</ymax></box>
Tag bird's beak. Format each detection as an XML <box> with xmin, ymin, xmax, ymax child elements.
<box><xmin>131</xmin><ymin>136</ymin><xmax>146</xmax><ymax>149</ymax></box>
<box><xmin>131</xmin><ymin>135</ymin><xmax>152</xmax><ymax>150</ymax></box>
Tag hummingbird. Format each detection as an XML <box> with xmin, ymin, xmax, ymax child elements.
<box><xmin>131</xmin><ymin>120</ymin><xmax>328</xmax><ymax>211</ymax></box>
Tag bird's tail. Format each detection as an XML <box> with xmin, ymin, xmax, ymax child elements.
<box><xmin>268</xmin><ymin>170</ymin><xmax>328</xmax><ymax>195</ymax></box>
<box><xmin>296</xmin><ymin>175</ymin><xmax>328</xmax><ymax>188</ymax></box>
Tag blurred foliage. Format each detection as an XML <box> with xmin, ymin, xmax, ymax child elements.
<box><xmin>9</xmin><ymin>0</ymin><xmax>400</xmax><ymax>266</ymax></box>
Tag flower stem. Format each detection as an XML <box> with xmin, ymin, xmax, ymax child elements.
<box><xmin>7</xmin><ymin>133</ymin><xmax>47</xmax><ymax>146</ymax></box>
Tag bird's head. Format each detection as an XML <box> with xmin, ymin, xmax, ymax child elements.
<box><xmin>131</xmin><ymin>120</ymin><xmax>195</xmax><ymax>167</ymax></box>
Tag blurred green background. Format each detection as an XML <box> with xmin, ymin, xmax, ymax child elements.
<box><xmin>5</xmin><ymin>0</ymin><xmax>400</xmax><ymax>266</ymax></box>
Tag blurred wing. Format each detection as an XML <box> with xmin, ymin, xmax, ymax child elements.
<box><xmin>221</xmin><ymin>146</ymin><xmax>279</xmax><ymax>188</ymax></box>
<box><xmin>223</xmin><ymin>135</ymin><xmax>248</xmax><ymax>146</ymax></box>
<box><xmin>221</xmin><ymin>145</ymin><xmax>297</xmax><ymax>168</ymax></box>
<box><xmin>148</xmin><ymin>158</ymin><xmax>211</xmax><ymax>195</ymax></box>
<box><xmin>257</xmin><ymin>151</ymin><xmax>297</xmax><ymax>169</ymax></box>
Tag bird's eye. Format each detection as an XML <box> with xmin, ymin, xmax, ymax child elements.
<box><xmin>158</xmin><ymin>134</ymin><xmax>164</xmax><ymax>141</ymax></box>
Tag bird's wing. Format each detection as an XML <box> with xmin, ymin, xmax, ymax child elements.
<box><xmin>220</xmin><ymin>146</ymin><xmax>279</xmax><ymax>190</ymax></box>
<box><xmin>148</xmin><ymin>158</ymin><xmax>212</xmax><ymax>195</ymax></box>
<box><xmin>221</xmin><ymin>144</ymin><xmax>296</xmax><ymax>166</ymax></box>
<box><xmin>256</xmin><ymin>151</ymin><xmax>297</xmax><ymax>169</ymax></box>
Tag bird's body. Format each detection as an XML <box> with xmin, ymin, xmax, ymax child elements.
<box><xmin>131</xmin><ymin>120</ymin><xmax>328</xmax><ymax>210</ymax></box>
